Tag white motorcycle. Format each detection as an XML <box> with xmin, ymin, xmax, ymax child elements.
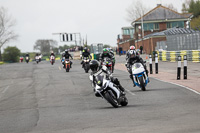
<box><xmin>89</xmin><ymin>72</ymin><xmax>128</xmax><ymax>108</ymax></box>
<box><xmin>131</xmin><ymin>61</ymin><xmax>149</xmax><ymax>91</ymax></box>
<box><xmin>35</xmin><ymin>56</ymin><xmax>39</xmax><ymax>64</ymax></box>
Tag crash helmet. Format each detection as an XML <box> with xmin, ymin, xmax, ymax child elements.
<box><xmin>103</xmin><ymin>48</ymin><xmax>108</xmax><ymax>55</ymax></box>
<box><xmin>129</xmin><ymin>50</ymin><xmax>136</xmax><ymax>58</ymax></box>
<box><xmin>130</xmin><ymin>46</ymin><xmax>135</xmax><ymax>50</ymax></box>
<box><xmin>84</xmin><ymin>47</ymin><xmax>88</xmax><ymax>52</ymax></box>
<box><xmin>89</xmin><ymin>60</ymin><xmax>100</xmax><ymax>72</ymax></box>
<box><xmin>65</xmin><ymin>49</ymin><xmax>68</xmax><ymax>54</ymax></box>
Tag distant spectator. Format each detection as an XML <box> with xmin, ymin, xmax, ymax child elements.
<box><xmin>140</xmin><ymin>46</ymin><xmax>143</xmax><ymax>54</ymax></box>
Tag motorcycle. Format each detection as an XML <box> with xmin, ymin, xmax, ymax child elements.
<box><xmin>131</xmin><ymin>61</ymin><xmax>149</xmax><ymax>91</ymax></box>
<box><xmin>50</xmin><ymin>55</ymin><xmax>55</xmax><ymax>65</ymax></box>
<box><xmin>102</xmin><ymin>58</ymin><xmax>114</xmax><ymax>73</ymax></box>
<box><xmin>65</xmin><ymin>59</ymin><xmax>71</xmax><ymax>72</ymax></box>
<box><xmin>35</xmin><ymin>56</ymin><xmax>39</xmax><ymax>64</ymax></box>
<box><xmin>25</xmin><ymin>56</ymin><xmax>29</xmax><ymax>63</ymax></box>
<box><xmin>83</xmin><ymin>57</ymin><xmax>90</xmax><ymax>73</ymax></box>
<box><xmin>89</xmin><ymin>74</ymin><xmax>128</xmax><ymax>108</ymax></box>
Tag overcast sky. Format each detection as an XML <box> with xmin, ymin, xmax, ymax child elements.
<box><xmin>0</xmin><ymin>0</ymin><xmax>184</xmax><ymax>52</ymax></box>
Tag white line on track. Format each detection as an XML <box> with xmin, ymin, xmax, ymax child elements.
<box><xmin>125</xmin><ymin>89</ymin><xmax>136</xmax><ymax>96</ymax></box>
<box><xmin>58</xmin><ymin>66</ymin><xmax>61</xmax><ymax>70</ymax></box>
<box><xmin>2</xmin><ymin>86</ymin><xmax>9</xmax><ymax>94</ymax></box>
<box><xmin>152</xmin><ymin>77</ymin><xmax>200</xmax><ymax>95</ymax></box>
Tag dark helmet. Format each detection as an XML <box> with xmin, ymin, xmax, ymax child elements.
<box><xmin>65</xmin><ymin>49</ymin><xmax>68</xmax><ymax>54</ymax></box>
<box><xmin>89</xmin><ymin>60</ymin><xmax>100</xmax><ymax>72</ymax></box>
<box><xmin>84</xmin><ymin>47</ymin><xmax>88</xmax><ymax>52</ymax></box>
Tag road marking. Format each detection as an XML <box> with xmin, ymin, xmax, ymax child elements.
<box><xmin>125</xmin><ymin>89</ymin><xmax>135</xmax><ymax>96</ymax></box>
<box><xmin>152</xmin><ymin>77</ymin><xmax>200</xmax><ymax>95</ymax></box>
<box><xmin>58</xmin><ymin>66</ymin><xmax>61</xmax><ymax>70</ymax></box>
<box><xmin>2</xmin><ymin>86</ymin><xmax>9</xmax><ymax>94</ymax></box>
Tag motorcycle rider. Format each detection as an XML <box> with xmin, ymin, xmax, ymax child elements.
<box><xmin>99</xmin><ymin>48</ymin><xmax>114</xmax><ymax>69</ymax></box>
<box><xmin>62</xmin><ymin>49</ymin><xmax>73</xmax><ymax>68</ymax></box>
<box><xmin>50</xmin><ymin>51</ymin><xmax>55</xmax><ymax>57</ymax></box>
<box><xmin>25</xmin><ymin>53</ymin><xmax>30</xmax><ymax>60</ymax></box>
<box><xmin>81</xmin><ymin>47</ymin><xmax>92</xmax><ymax>68</ymax></box>
<box><xmin>89</xmin><ymin>60</ymin><xmax>125</xmax><ymax>97</ymax></box>
<box><xmin>126</xmin><ymin>48</ymin><xmax>149</xmax><ymax>87</ymax></box>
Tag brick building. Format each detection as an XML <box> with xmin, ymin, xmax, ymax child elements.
<box><xmin>117</xmin><ymin>4</ymin><xmax>193</xmax><ymax>54</ymax></box>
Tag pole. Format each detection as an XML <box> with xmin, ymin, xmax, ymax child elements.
<box><xmin>155</xmin><ymin>54</ymin><xmax>158</xmax><ymax>74</ymax></box>
<box><xmin>177</xmin><ymin>56</ymin><xmax>181</xmax><ymax>80</ymax></box>
<box><xmin>149</xmin><ymin>54</ymin><xmax>153</xmax><ymax>74</ymax></box>
<box><xmin>183</xmin><ymin>55</ymin><xmax>187</xmax><ymax>79</ymax></box>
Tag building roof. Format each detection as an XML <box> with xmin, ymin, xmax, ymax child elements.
<box><xmin>133</xmin><ymin>5</ymin><xmax>192</xmax><ymax>24</ymax></box>
<box><xmin>144</xmin><ymin>28</ymin><xmax>199</xmax><ymax>39</ymax></box>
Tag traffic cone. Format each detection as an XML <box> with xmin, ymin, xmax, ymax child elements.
<box><xmin>146</xmin><ymin>56</ymin><xmax>148</xmax><ymax>59</ymax></box>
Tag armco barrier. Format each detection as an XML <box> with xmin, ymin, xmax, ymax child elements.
<box><xmin>157</xmin><ymin>50</ymin><xmax>200</xmax><ymax>62</ymax></box>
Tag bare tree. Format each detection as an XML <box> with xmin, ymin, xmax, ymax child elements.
<box><xmin>0</xmin><ymin>7</ymin><xmax>18</xmax><ymax>61</ymax></box>
<box><xmin>164</xmin><ymin>3</ymin><xmax>178</xmax><ymax>12</ymax></box>
<box><xmin>34</xmin><ymin>39</ymin><xmax>57</xmax><ymax>54</ymax></box>
<box><xmin>126</xmin><ymin>0</ymin><xmax>149</xmax><ymax>22</ymax></box>
<box><xmin>182</xmin><ymin>0</ymin><xmax>191</xmax><ymax>13</ymax></box>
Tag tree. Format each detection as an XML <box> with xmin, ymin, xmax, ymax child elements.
<box><xmin>164</xmin><ymin>4</ymin><xmax>178</xmax><ymax>12</ymax></box>
<box><xmin>0</xmin><ymin>7</ymin><xmax>18</xmax><ymax>61</ymax></box>
<box><xmin>33</xmin><ymin>39</ymin><xmax>57</xmax><ymax>54</ymax></box>
<box><xmin>103</xmin><ymin>44</ymin><xmax>111</xmax><ymax>48</ymax></box>
<box><xmin>3</xmin><ymin>46</ymin><xmax>20</xmax><ymax>62</ymax></box>
<box><xmin>126</xmin><ymin>0</ymin><xmax>149</xmax><ymax>22</ymax></box>
<box><xmin>191</xmin><ymin>15</ymin><xmax>200</xmax><ymax>30</ymax></box>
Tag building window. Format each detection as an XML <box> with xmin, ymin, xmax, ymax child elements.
<box><xmin>167</xmin><ymin>22</ymin><xmax>172</xmax><ymax>29</ymax></box>
<box><xmin>123</xmin><ymin>29</ymin><xmax>130</xmax><ymax>35</ymax></box>
<box><xmin>154</xmin><ymin>23</ymin><xmax>159</xmax><ymax>30</ymax></box>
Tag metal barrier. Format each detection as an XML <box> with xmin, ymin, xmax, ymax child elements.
<box><xmin>157</xmin><ymin>50</ymin><xmax>200</xmax><ymax>62</ymax></box>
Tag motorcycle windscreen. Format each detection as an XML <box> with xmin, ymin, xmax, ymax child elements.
<box><xmin>132</xmin><ymin>63</ymin><xmax>145</xmax><ymax>75</ymax></box>
<box><xmin>95</xmin><ymin>75</ymin><xmax>104</xmax><ymax>86</ymax></box>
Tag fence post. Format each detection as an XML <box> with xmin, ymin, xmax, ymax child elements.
<box><xmin>149</xmin><ymin>54</ymin><xmax>153</xmax><ymax>74</ymax></box>
<box><xmin>177</xmin><ymin>56</ymin><xmax>181</xmax><ymax>80</ymax></box>
<box><xmin>155</xmin><ymin>54</ymin><xmax>158</xmax><ymax>74</ymax></box>
<box><xmin>184</xmin><ymin>55</ymin><xmax>187</xmax><ymax>79</ymax></box>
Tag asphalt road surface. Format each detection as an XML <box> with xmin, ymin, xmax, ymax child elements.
<box><xmin>0</xmin><ymin>60</ymin><xmax>200</xmax><ymax>133</ymax></box>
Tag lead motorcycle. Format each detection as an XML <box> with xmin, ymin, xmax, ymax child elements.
<box><xmin>89</xmin><ymin>73</ymin><xmax>128</xmax><ymax>108</ymax></box>
<box><xmin>82</xmin><ymin>57</ymin><xmax>90</xmax><ymax>73</ymax></box>
<box><xmin>131</xmin><ymin>61</ymin><xmax>149</xmax><ymax>91</ymax></box>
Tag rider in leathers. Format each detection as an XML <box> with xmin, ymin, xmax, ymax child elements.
<box><xmin>89</xmin><ymin>60</ymin><xmax>125</xmax><ymax>97</ymax></box>
<box><xmin>99</xmin><ymin>48</ymin><xmax>114</xmax><ymax>70</ymax></box>
<box><xmin>127</xmin><ymin>50</ymin><xmax>149</xmax><ymax>87</ymax></box>
<box><xmin>62</xmin><ymin>50</ymin><xmax>73</xmax><ymax>68</ymax></box>
<box><xmin>81</xmin><ymin>47</ymin><xmax>92</xmax><ymax>68</ymax></box>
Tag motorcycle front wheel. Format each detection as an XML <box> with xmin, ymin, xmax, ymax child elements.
<box><xmin>104</xmin><ymin>91</ymin><xmax>119</xmax><ymax>108</ymax></box>
<box><xmin>138</xmin><ymin>76</ymin><xmax>146</xmax><ymax>91</ymax></box>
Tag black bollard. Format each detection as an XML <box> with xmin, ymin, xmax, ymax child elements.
<box><xmin>177</xmin><ymin>56</ymin><xmax>181</xmax><ymax>80</ymax></box>
<box><xmin>149</xmin><ymin>54</ymin><xmax>153</xmax><ymax>74</ymax></box>
<box><xmin>184</xmin><ymin>55</ymin><xmax>187</xmax><ymax>79</ymax></box>
<box><xmin>155</xmin><ymin>54</ymin><xmax>158</xmax><ymax>74</ymax></box>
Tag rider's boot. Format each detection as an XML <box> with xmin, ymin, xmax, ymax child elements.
<box><xmin>118</xmin><ymin>84</ymin><xmax>126</xmax><ymax>95</ymax></box>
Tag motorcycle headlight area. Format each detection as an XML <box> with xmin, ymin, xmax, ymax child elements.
<box><xmin>97</xmin><ymin>80</ymin><xmax>103</xmax><ymax>86</ymax></box>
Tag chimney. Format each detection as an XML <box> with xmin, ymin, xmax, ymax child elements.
<box><xmin>157</xmin><ymin>4</ymin><xmax>161</xmax><ymax>7</ymax></box>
